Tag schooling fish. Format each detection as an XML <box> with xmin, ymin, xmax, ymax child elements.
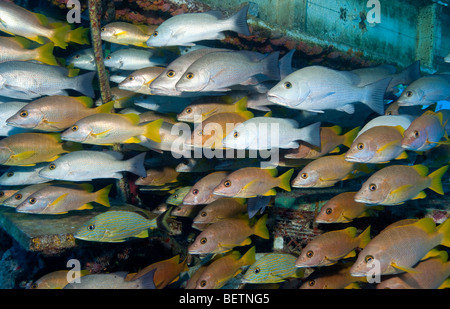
<box><xmin>213</xmin><ymin>167</ymin><xmax>294</xmax><ymax>198</ymax></box>
<box><xmin>0</xmin><ymin>1</ymin><xmax>70</xmax><ymax>49</ymax></box>
<box><xmin>6</xmin><ymin>97</ymin><xmax>114</xmax><ymax>132</ymax></box>
<box><xmin>0</xmin><ymin>188</ymin><xmax>20</xmax><ymax>205</ymax></box>
<box><xmin>242</xmin><ymin>252</ymin><xmax>304</xmax><ymax>284</ymax></box>
<box><xmin>299</xmin><ymin>263</ymin><xmax>366</xmax><ymax>289</ymax></box>
<box><xmin>146</xmin><ymin>5</ymin><xmax>251</xmax><ymax>47</ymax></box>
<box><xmin>284</xmin><ymin>126</ymin><xmax>359</xmax><ymax>160</ymax></box>
<box><xmin>104</xmin><ymin>48</ymin><xmax>168</xmax><ymax>71</ymax></box>
<box><xmin>15</xmin><ymin>183</ymin><xmax>112</xmax><ymax>214</ymax></box>
<box><xmin>175</xmin><ymin>50</ymin><xmax>280</xmax><ymax>93</ymax></box>
<box><xmin>182</xmin><ymin>171</ymin><xmax>228</xmax><ymax>205</ymax></box>
<box><xmin>38</xmin><ymin>150</ymin><xmax>147</xmax><ymax>181</ymax></box>
<box><xmin>67</xmin><ymin>48</ymin><xmax>96</xmax><ymax>71</ymax></box>
<box><xmin>0</xmin><ymin>163</ymin><xmax>51</xmax><ymax>186</ymax></box>
<box><xmin>135</xmin><ymin>166</ymin><xmax>180</xmax><ymax>187</ymax></box>
<box><xmin>194</xmin><ymin>246</ymin><xmax>256</xmax><ymax>289</ymax></box>
<box><xmin>0</xmin><ymin>132</ymin><xmax>81</xmax><ymax>166</ymax></box>
<box><xmin>2</xmin><ymin>182</ymin><xmax>54</xmax><ymax>208</ymax></box>
<box><xmin>401</xmin><ymin>110</ymin><xmax>450</xmax><ymax>152</ymax></box>
<box><xmin>345</xmin><ymin>125</ymin><xmax>408</xmax><ymax>164</ymax></box>
<box><xmin>192</xmin><ymin>198</ymin><xmax>247</xmax><ymax>225</ymax></box>
<box><xmin>0</xmin><ymin>36</ymin><xmax>57</xmax><ymax>66</ymax></box>
<box><xmin>101</xmin><ymin>22</ymin><xmax>157</xmax><ymax>47</ymax></box>
<box><xmin>0</xmin><ymin>61</ymin><xmax>96</xmax><ymax>100</ymax></box>
<box><xmin>0</xmin><ymin>101</ymin><xmax>29</xmax><ymax>136</ymax></box>
<box><xmin>396</xmin><ymin>73</ymin><xmax>450</xmax><ymax>106</ymax></box>
<box><xmin>222</xmin><ymin>117</ymin><xmax>321</xmax><ymax>150</ymax></box>
<box><xmin>63</xmin><ymin>270</ymin><xmax>156</xmax><ymax>289</ymax></box>
<box><xmin>74</xmin><ymin>210</ymin><xmax>159</xmax><ymax>243</ymax></box>
<box><xmin>188</xmin><ymin>214</ymin><xmax>269</xmax><ymax>254</ymax></box>
<box><xmin>315</xmin><ymin>192</ymin><xmax>382</xmax><ymax>224</ymax></box>
<box><xmin>267</xmin><ymin>65</ymin><xmax>391</xmax><ymax>114</ymax></box>
<box><xmin>60</xmin><ymin>113</ymin><xmax>163</xmax><ymax>145</ymax></box>
<box><xmin>295</xmin><ymin>226</ymin><xmax>371</xmax><ymax>268</ymax></box>
<box><xmin>118</xmin><ymin>67</ymin><xmax>166</xmax><ymax>95</ymax></box>
<box><xmin>166</xmin><ymin>186</ymin><xmax>192</xmax><ymax>206</ymax></box>
<box><xmin>350</xmin><ymin>218</ymin><xmax>450</xmax><ymax>276</ymax></box>
<box><xmin>29</xmin><ymin>270</ymin><xmax>91</xmax><ymax>289</ymax></box>
<box><xmin>356</xmin><ymin>114</ymin><xmax>416</xmax><ymax>138</ymax></box>
<box><xmin>354</xmin><ymin>164</ymin><xmax>448</xmax><ymax>206</ymax></box>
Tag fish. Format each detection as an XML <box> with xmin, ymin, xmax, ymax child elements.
<box><xmin>291</xmin><ymin>154</ymin><xmax>367</xmax><ymax>188</ymax></box>
<box><xmin>185</xmin><ymin>111</ymin><xmax>254</xmax><ymax>150</ymax></box>
<box><xmin>104</xmin><ymin>48</ymin><xmax>168</xmax><ymax>71</ymax></box>
<box><xmin>63</xmin><ymin>270</ymin><xmax>156</xmax><ymax>289</ymax></box>
<box><xmin>0</xmin><ymin>101</ymin><xmax>30</xmax><ymax>136</ymax></box>
<box><xmin>135</xmin><ymin>166</ymin><xmax>180</xmax><ymax>187</ymax></box>
<box><xmin>170</xmin><ymin>203</ymin><xmax>204</xmax><ymax>218</ymax></box>
<box><xmin>118</xmin><ymin>67</ymin><xmax>166</xmax><ymax>95</ymax></box>
<box><xmin>192</xmin><ymin>198</ymin><xmax>247</xmax><ymax>225</ymax></box>
<box><xmin>177</xmin><ymin>96</ymin><xmax>249</xmax><ymax>123</ymax></box>
<box><xmin>212</xmin><ymin>167</ymin><xmax>294</xmax><ymax>198</ymax></box>
<box><xmin>15</xmin><ymin>183</ymin><xmax>112</xmax><ymax>215</ymax></box>
<box><xmin>0</xmin><ymin>163</ymin><xmax>51</xmax><ymax>186</ymax></box>
<box><xmin>96</xmin><ymin>87</ymin><xmax>139</xmax><ymax>109</ymax></box>
<box><xmin>187</xmin><ymin>214</ymin><xmax>270</xmax><ymax>254</ymax></box>
<box><xmin>127</xmin><ymin>255</ymin><xmax>189</xmax><ymax>289</ymax></box>
<box><xmin>0</xmin><ymin>61</ymin><xmax>96</xmax><ymax>100</ymax></box>
<box><xmin>166</xmin><ymin>186</ymin><xmax>192</xmax><ymax>206</ymax></box>
<box><xmin>38</xmin><ymin>150</ymin><xmax>147</xmax><ymax>181</ymax></box>
<box><xmin>344</xmin><ymin>125</ymin><xmax>409</xmax><ymax>164</ymax></box>
<box><xmin>146</xmin><ymin>5</ymin><xmax>251</xmax><ymax>47</ymax></box>
<box><xmin>295</xmin><ymin>226</ymin><xmax>371</xmax><ymax>267</ymax></box>
<box><xmin>194</xmin><ymin>246</ymin><xmax>256</xmax><ymax>289</ymax></box>
<box><xmin>175</xmin><ymin>158</ymin><xmax>216</xmax><ymax>173</ymax></box>
<box><xmin>350</xmin><ymin>217</ymin><xmax>450</xmax><ymax>276</ymax></box>
<box><xmin>355</xmin><ymin>114</ymin><xmax>416</xmax><ymax>138</ymax></box>
<box><xmin>222</xmin><ymin>117</ymin><xmax>321</xmax><ymax>150</ymax></box>
<box><xmin>0</xmin><ymin>132</ymin><xmax>81</xmax><ymax>166</ymax></box>
<box><xmin>182</xmin><ymin>171</ymin><xmax>228</xmax><ymax>205</ymax></box>
<box><xmin>267</xmin><ymin>65</ymin><xmax>391</xmax><ymax>114</ymax></box>
<box><xmin>315</xmin><ymin>192</ymin><xmax>382</xmax><ymax>224</ymax></box>
<box><xmin>2</xmin><ymin>182</ymin><xmax>54</xmax><ymax>208</ymax></box>
<box><xmin>29</xmin><ymin>270</ymin><xmax>91</xmax><ymax>289</ymax></box>
<box><xmin>375</xmin><ymin>249</ymin><xmax>450</xmax><ymax>289</ymax></box>
<box><xmin>354</xmin><ymin>164</ymin><xmax>448</xmax><ymax>206</ymax></box>
<box><xmin>396</xmin><ymin>73</ymin><xmax>450</xmax><ymax>106</ymax></box>
<box><xmin>0</xmin><ymin>1</ymin><xmax>71</xmax><ymax>49</ymax></box>
<box><xmin>137</xmin><ymin>121</ymin><xmax>189</xmax><ymax>155</ymax></box>
<box><xmin>74</xmin><ymin>210</ymin><xmax>159</xmax><ymax>243</ymax></box>
<box><xmin>0</xmin><ymin>188</ymin><xmax>20</xmax><ymax>205</ymax></box>
<box><xmin>175</xmin><ymin>50</ymin><xmax>280</xmax><ymax>93</ymax></box>
<box><xmin>299</xmin><ymin>263</ymin><xmax>366</xmax><ymax>289</ymax></box>
<box><xmin>0</xmin><ymin>36</ymin><xmax>57</xmax><ymax>66</ymax></box>
<box><xmin>134</xmin><ymin>95</ymin><xmax>192</xmax><ymax>113</ymax></box>
<box><xmin>67</xmin><ymin>48</ymin><xmax>96</xmax><ymax>71</ymax></box>
<box><xmin>6</xmin><ymin>96</ymin><xmax>114</xmax><ymax>132</ymax></box>
<box><xmin>284</xmin><ymin>126</ymin><xmax>359</xmax><ymax>159</ymax></box>
<box><xmin>101</xmin><ymin>22</ymin><xmax>157</xmax><ymax>47</ymax></box>
<box><xmin>401</xmin><ymin>110</ymin><xmax>450</xmax><ymax>152</ymax></box>
<box><xmin>242</xmin><ymin>252</ymin><xmax>304</xmax><ymax>284</ymax></box>
<box><xmin>60</xmin><ymin>113</ymin><xmax>163</xmax><ymax>145</ymax></box>
<box><xmin>445</xmin><ymin>53</ymin><xmax>450</xmax><ymax>63</ymax></box>
<box><xmin>149</xmin><ymin>47</ymin><xmax>230</xmax><ymax>96</ymax></box>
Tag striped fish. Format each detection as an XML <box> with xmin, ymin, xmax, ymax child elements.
<box><xmin>242</xmin><ymin>253</ymin><xmax>304</xmax><ymax>284</ymax></box>
<box><xmin>74</xmin><ymin>210</ymin><xmax>158</xmax><ymax>243</ymax></box>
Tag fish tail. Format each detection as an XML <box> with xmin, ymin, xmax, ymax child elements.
<box><xmin>51</xmin><ymin>24</ymin><xmax>71</xmax><ymax>49</ymax></box>
<box><xmin>34</xmin><ymin>42</ymin><xmax>58</xmax><ymax>66</ymax></box>
<box><xmin>73</xmin><ymin>71</ymin><xmax>96</xmax><ymax>98</ymax></box>
<box><xmin>343</xmin><ymin>126</ymin><xmax>361</xmax><ymax>148</ymax></box>
<box><xmin>279</xmin><ymin>49</ymin><xmax>295</xmax><ymax>79</ymax></box>
<box><xmin>125</xmin><ymin>152</ymin><xmax>147</xmax><ymax>178</ymax></box>
<box><xmin>277</xmin><ymin>168</ymin><xmax>294</xmax><ymax>192</ymax></box>
<box><xmin>94</xmin><ymin>100</ymin><xmax>115</xmax><ymax>114</ymax></box>
<box><xmin>234</xmin><ymin>96</ymin><xmax>248</xmax><ymax>112</ymax></box>
<box><xmin>428</xmin><ymin>165</ymin><xmax>449</xmax><ymax>195</ymax></box>
<box><xmin>253</xmin><ymin>214</ymin><xmax>270</xmax><ymax>239</ymax></box>
<box><xmin>227</xmin><ymin>4</ymin><xmax>251</xmax><ymax>36</ymax></box>
<box><xmin>437</xmin><ymin>218</ymin><xmax>450</xmax><ymax>247</ymax></box>
<box><xmin>62</xmin><ymin>141</ymin><xmax>84</xmax><ymax>153</ymax></box>
<box><xmin>398</xmin><ymin>60</ymin><xmax>421</xmax><ymax>86</ymax></box>
<box><xmin>357</xmin><ymin>225</ymin><xmax>371</xmax><ymax>249</ymax></box>
<box><xmin>67</xmin><ymin>27</ymin><xmax>90</xmax><ymax>45</ymax></box>
<box><xmin>260</xmin><ymin>51</ymin><xmax>281</xmax><ymax>81</ymax></box>
<box><xmin>95</xmin><ymin>184</ymin><xmax>113</xmax><ymax>207</ymax></box>
<box><xmin>143</xmin><ymin>119</ymin><xmax>163</xmax><ymax>143</ymax></box>
<box><xmin>240</xmin><ymin>246</ymin><xmax>256</xmax><ymax>266</ymax></box>
<box><xmin>362</xmin><ymin>77</ymin><xmax>392</xmax><ymax>115</ymax></box>
<box><xmin>297</xmin><ymin>121</ymin><xmax>321</xmax><ymax>147</ymax></box>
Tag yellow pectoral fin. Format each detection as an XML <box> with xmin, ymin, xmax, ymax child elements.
<box><xmin>11</xmin><ymin>151</ymin><xmax>36</xmax><ymax>161</ymax></box>
<box><xmin>389</xmin><ymin>184</ymin><xmax>414</xmax><ymax>196</ymax></box>
<box><xmin>391</xmin><ymin>262</ymin><xmax>420</xmax><ymax>274</ymax></box>
<box><xmin>114</xmin><ymin>31</ymin><xmax>128</xmax><ymax>37</ymax></box>
<box><xmin>49</xmin><ymin>193</ymin><xmax>69</xmax><ymax>208</ymax></box>
<box><xmin>91</xmin><ymin>129</ymin><xmax>112</xmax><ymax>138</ymax></box>
<box><xmin>377</xmin><ymin>139</ymin><xmax>401</xmax><ymax>154</ymax></box>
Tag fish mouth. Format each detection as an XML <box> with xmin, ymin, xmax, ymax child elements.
<box><xmin>344</xmin><ymin>154</ymin><xmax>362</xmax><ymax>163</ymax></box>
<box><xmin>266</xmin><ymin>93</ymin><xmax>287</xmax><ymax>106</ymax></box>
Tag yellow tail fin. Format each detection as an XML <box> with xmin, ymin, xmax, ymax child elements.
<box><xmin>437</xmin><ymin>218</ymin><xmax>450</xmax><ymax>247</ymax></box>
<box><xmin>51</xmin><ymin>24</ymin><xmax>71</xmax><ymax>49</ymax></box>
<box><xmin>234</xmin><ymin>96</ymin><xmax>248</xmax><ymax>112</ymax></box>
<box><xmin>143</xmin><ymin>119</ymin><xmax>164</xmax><ymax>143</ymax></box>
<box><xmin>357</xmin><ymin>226</ymin><xmax>371</xmax><ymax>249</ymax></box>
<box><xmin>277</xmin><ymin>168</ymin><xmax>294</xmax><ymax>192</ymax></box>
<box><xmin>95</xmin><ymin>184</ymin><xmax>112</xmax><ymax>207</ymax></box>
<box><xmin>67</xmin><ymin>27</ymin><xmax>90</xmax><ymax>45</ymax></box>
<box><xmin>94</xmin><ymin>100</ymin><xmax>115</xmax><ymax>114</ymax></box>
<box><xmin>253</xmin><ymin>214</ymin><xmax>270</xmax><ymax>239</ymax></box>
<box><xmin>343</xmin><ymin>127</ymin><xmax>361</xmax><ymax>148</ymax></box>
<box><xmin>34</xmin><ymin>42</ymin><xmax>57</xmax><ymax>66</ymax></box>
<box><xmin>240</xmin><ymin>246</ymin><xmax>256</xmax><ymax>266</ymax></box>
<box><xmin>428</xmin><ymin>165</ymin><xmax>449</xmax><ymax>195</ymax></box>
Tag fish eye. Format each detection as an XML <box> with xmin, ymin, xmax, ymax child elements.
<box><xmin>185</xmin><ymin>107</ymin><xmax>192</xmax><ymax>114</ymax></box>
<box><xmin>284</xmin><ymin>81</ymin><xmax>292</xmax><ymax>89</ymax></box>
<box><xmin>308</xmin><ymin>280</ymin><xmax>315</xmax><ymax>287</ymax></box>
<box><xmin>357</xmin><ymin>143</ymin><xmax>364</xmax><ymax>150</ymax></box>
<box><xmin>386</xmin><ymin>111</ymin><xmax>392</xmax><ymax>115</ymax></box>
<box><xmin>101</xmin><ymin>27</ymin><xmax>106</xmax><ymax>32</ymax></box>
<box><xmin>15</xmin><ymin>194</ymin><xmax>23</xmax><ymax>200</ymax></box>
<box><xmin>88</xmin><ymin>224</ymin><xmax>95</xmax><ymax>231</ymax></box>
<box><xmin>20</xmin><ymin>110</ymin><xmax>28</xmax><ymax>118</ymax></box>
<box><xmin>0</xmin><ymin>191</ymin><xmax>4</xmax><ymax>197</ymax></box>
<box><xmin>369</xmin><ymin>184</ymin><xmax>377</xmax><ymax>191</ymax></box>
<box><xmin>197</xmin><ymin>130</ymin><xmax>203</xmax><ymax>136</ymax></box>
<box><xmin>106</xmin><ymin>55</ymin><xmax>111</xmax><ymax>60</ymax></box>
<box><xmin>364</xmin><ymin>255</ymin><xmax>374</xmax><ymax>263</ymax></box>
<box><xmin>6</xmin><ymin>172</ymin><xmax>14</xmax><ymax>177</ymax></box>
<box><xmin>74</xmin><ymin>54</ymin><xmax>80</xmax><ymax>59</ymax></box>
<box><xmin>306</xmin><ymin>250</ymin><xmax>314</xmax><ymax>258</ymax></box>
<box><xmin>405</xmin><ymin>91</ymin><xmax>413</xmax><ymax>98</ymax></box>
<box><xmin>153</xmin><ymin>31</ymin><xmax>158</xmax><ymax>37</ymax></box>
<box><xmin>49</xmin><ymin>164</ymin><xmax>56</xmax><ymax>170</ymax></box>
<box><xmin>301</xmin><ymin>173</ymin><xmax>308</xmax><ymax>179</ymax></box>
<box><xmin>186</xmin><ymin>72</ymin><xmax>194</xmax><ymax>80</ymax></box>
<box><xmin>325</xmin><ymin>208</ymin><xmax>332</xmax><ymax>215</ymax></box>
<box><xmin>200</xmin><ymin>237</ymin><xmax>207</xmax><ymax>244</ymax></box>
<box><xmin>29</xmin><ymin>197</ymin><xmax>37</xmax><ymax>204</ymax></box>
<box><xmin>413</xmin><ymin>130</ymin><xmax>420</xmax><ymax>138</ymax></box>
<box><xmin>233</xmin><ymin>131</ymin><xmax>239</xmax><ymax>138</ymax></box>
<box><xmin>167</xmin><ymin>70</ymin><xmax>176</xmax><ymax>78</ymax></box>
<box><xmin>30</xmin><ymin>282</ymin><xmax>39</xmax><ymax>289</ymax></box>
<box><xmin>192</xmin><ymin>189</ymin><xmax>199</xmax><ymax>195</ymax></box>
<box><xmin>199</xmin><ymin>280</ymin><xmax>207</xmax><ymax>287</ymax></box>
<box><xmin>224</xmin><ymin>180</ymin><xmax>232</xmax><ymax>187</ymax></box>
<box><xmin>71</xmin><ymin>125</ymin><xmax>79</xmax><ymax>132</ymax></box>
<box><xmin>200</xmin><ymin>211</ymin><xmax>207</xmax><ymax>217</ymax></box>
<box><xmin>128</xmin><ymin>76</ymin><xmax>135</xmax><ymax>81</ymax></box>
<box><xmin>254</xmin><ymin>267</ymin><xmax>260</xmax><ymax>274</ymax></box>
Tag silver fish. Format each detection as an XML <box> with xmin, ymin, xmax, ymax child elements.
<box><xmin>104</xmin><ymin>48</ymin><xmax>168</xmax><ymax>71</ymax></box>
<box><xmin>396</xmin><ymin>73</ymin><xmax>450</xmax><ymax>106</ymax></box>
<box><xmin>0</xmin><ymin>163</ymin><xmax>51</xmax><ymax>186</ymax></box>
<box><xmin>67</xmin><ymin>48</ymin><xmax>96</xmax><ymax>71</ymax></box>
